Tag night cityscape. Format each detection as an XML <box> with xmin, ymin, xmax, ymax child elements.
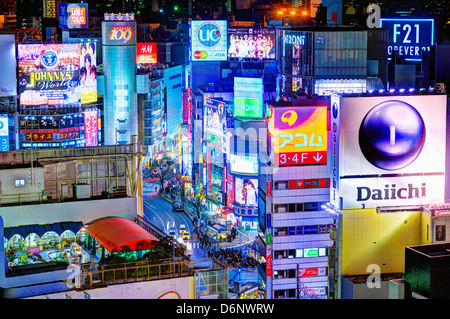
<box><xmin>0</xmin><ymin>0</ymin><xmax>449</xmax><ymax>308</ymax></box>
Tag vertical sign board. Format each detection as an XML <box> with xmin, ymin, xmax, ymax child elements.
<box><xmin>84</xmin><ymin>111</ymin><xmax>98</xmax><ymax>147</ymax></box>
<box><xmin>334</xmin><ymin>94</ymin><xmax>446</xmax><ymax>209</ymax></box>
<box><xmin>234</xmin><ymin>77</ymin><xmax>264</xmax><ymax>119</ymax></box>
<box><xmin>380</xmin><ymin>19</ymin><xmax>434</xmax><ymax>61</ymax></box>
<box><xmin>269</xmin><ymin>106</ymin><xmax>328</xmax><ymax>166</ymax></box>
<box><xmin>0</xmin><ymin>115</ymin><xmax>9</xmax><ymax>152</ymax></box>
<box><xmin>330</xmin><ymin>94</ymin><xmax>340</xmax><ymax>209</ymax></box>
<box><xmin>190</xmin><ymin>20</ymin><xmax>228</xmax><ymax>61</ymax></box>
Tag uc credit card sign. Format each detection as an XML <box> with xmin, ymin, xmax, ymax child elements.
<box><xmin>269</xmin><ymin>106</ymin><xmax>328</xmax><ymax>166</ymax></box>
<box><xmin>190</xmin><ymin>20</ymin><xmax>227</xmax><ymax>61</ymax></box>
<box><xmin>380</xmin><ymin>18</ymin><xmax>434</xmax><ymax>61</ymax></box>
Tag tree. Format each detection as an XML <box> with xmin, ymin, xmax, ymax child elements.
<box><xmin>145</xmin><ymin>161</ymin><xmax>173</xmax><ymax>190</ymax></box>
<box><xmin>187</xmin><ymin>190</ymin><xmax>206</xmax><ymax>220</ymax></box>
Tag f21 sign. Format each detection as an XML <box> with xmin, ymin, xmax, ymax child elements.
<box><xmin>380</xmin><ymin>19</ymin><xmax>434</xmax><ymax>61</ymax></box>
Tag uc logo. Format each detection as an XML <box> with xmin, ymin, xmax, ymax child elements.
<box><xmin>110</xmin><ymin>27</ymin><xmax>133</xmax><ymax>44</ymax></box>
<box><xmin>359</xmin><ymin>100</ymin><xmax>426</xmax><ymax>171</ymax></box>
<box><xmin>196</xmin><ymin>22</ymin><xmax>222</xmax><ymax>48</ymax></box>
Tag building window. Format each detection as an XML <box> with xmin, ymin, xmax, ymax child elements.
<box><xmin>274</xmin><ymin>227</ymin><xmax>287</xmax><ymax>236</ymax></box>
<box><xmin>436</xmin><ymin>225</ymin><xmax>446</xmax><ymax>241</ymax></box>
<box><xmin>274</xmin><ymin>181</ymin><xmax>287</xmax><ymax>190</ymax></box>
<box><xmin>15</xmin><ymin>179</ymin><xmax>25</xmax><ymax>188</ymax></box>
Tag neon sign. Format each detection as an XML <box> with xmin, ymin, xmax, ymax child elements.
<box><xmin>109</xmin><ymin>26</ymin><xmax>133</xmax><ymax>44</ymax></box>
<box><xmin>269</xmin><ymin>106</ymin><xmax>328</xmax><ymax>166</ymax></box>
<box><xmin>380</xmin><ymin>18</ymin><xmax>434</xmax><ymax>61</ymax></box>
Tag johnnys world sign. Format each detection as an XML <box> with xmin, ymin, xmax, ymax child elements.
<box><xmin>331</xmin><ymin>94</ymin><xmax>446</xmax><ymax>209</ymax></box>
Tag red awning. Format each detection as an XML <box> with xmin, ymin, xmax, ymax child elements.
<box><xmin>85</xmin><ymin>217</ymin><xmax>159</xmax><ymax>253</ymax></box>
<box><xmin>221</xmin><ymin>208</ymin><xmax>234</xmax><ymax>215</ymax></box>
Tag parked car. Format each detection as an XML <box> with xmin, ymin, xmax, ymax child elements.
<box><xmin>172</xmin><ymin>202</ymin><xmax>183</xmax><ymax>212</ymax></box>
<box><xmin>182</xmin><ymin>231</ymin><xmax>190</xmax><ymax>241</ymax></box>
<box><xmin>179</xmin><ymin>224</ymin><xmax>186</xmax><ymax>235</ymax></box>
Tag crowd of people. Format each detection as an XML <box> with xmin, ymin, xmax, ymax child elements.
<box><xmin>205</xmin><ymin>247</ymin><xmax>260</xmax><ymax>269</ymax></box>
<box><xmin>193</xmin><ymin>224</ymin><xmax>260</xmax><ymax>268</ymax></box>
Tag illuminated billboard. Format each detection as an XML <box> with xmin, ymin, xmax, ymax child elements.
<box><xmin>0</xmin><ymin>35</ymin><xmax>17</xmax><ymax>97</ymax></box>
<box><xmin>228</xmin><ymin>28</ymin><xmax>275</xmax><ymax>59</ymax></box>
<box><xmin>190</xmin><ymin>20</ymin><xmax>227</xmax><ymax>61</ymax></box>
<box><xmin>331</xmin><ymin>94</ymin><xmax>446</xmax><ymax>209</ymax></box>
<box><xmin>380</xmin><ymin>18</ymin><xmax>434</xmax><ymax>61</ymax></box>
<box><xmin>136</xmin><ymin>43</ymin><xmax>157</xmax><ymax>64</ymax></box>
<box><xmin>18</xmin><ymin>113</ymin><xmax>89</xmax><ymax>148</ymax></box>
<box><xmin>58</xmin><ymin>3</ymin><xmax>88</xmax><ymax>29</ymax></box>
<box><xmin>235</xmin><ymin>177</ymin><xmax>258</xmax><ymax>207</ymax></box>
<box><xmin>229</xmin><ymin>154</ymin><xmax>259</xmax><ymax>175</ymax></box>
<box><xmin>18</xmin><ymin>43</ymin><xmax>97</xmax><ymax>106</ymax></box>
<box><xmin>269</xmin><ymin>106</ymin><xmax>328</xmax><ymax>166</ymax></box>
<box><xmin>84</xmin><ymin>111</ymin><xmax>98</xmax><ymax>146</ymax></box>
<box><xmin>0</xmin><ymin>115</ymin><xmax>9</xmax><ymax>152</ymax></box>
<box><xmin>204</xmin><ymin>98</ymin><xmax>227</xmax><ymax>136</ymax></box>
<box><xmin>234</xmin><ymin>77</ymin><xmax>264</xmax><ymax>119</ymax></box>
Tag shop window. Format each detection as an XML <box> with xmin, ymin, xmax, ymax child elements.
<box><xmin>287</xmin><ymin>249</ymin><xmax>296</xmax><ymax>258</ymax></box>
<box><xmin>274</xmin><ymin>227</ymin><xmax>287</xmax><ymax>236</ymax></box>
<box><xmin>296</xmin><ymin>203</ymin><xmax>303</xmax><ymax>211</ymax></box>
<box><xmin>15</xmin><ymin>179</ymin><xmax>26</xmax><ymax>188</ymax></box>
<box><xmin>274</xmin><ymin>250</ymin><xmax>286</xmax><ymax>259</ymax></box>
<box><xmin>275</xmin><ymin>182</ymin><xmax>287</xmax><ymax>190</ymax></box>
<box><xmin>289</xmin><ymin>203</ymin><xmax>296</xmax><ymax>212</ymax></box>
<box><xmin>288</xmin><ymin>289</ymin><xmax>296</xmax><ymax>298</ymax></box>
<box><xmin>274</xmin><ymin>290</ymin><xmax>287</xmax><ymax>299</ymax></box>
<box><xmin>303</xmin><ymin>202</ymin><xmax>319</xmax><ymax>211</ymax></box>
<box><xmin>436</xmin><ymin>225</ymin><xmax>446</xmax><ymax>241</ymax></box>
<box><xmin>275</xmin><ymin>204</ymin><xmax>287</xmax><ymax>213</ymax></box>
<box><xmin>288</xmin><ymin>269</ymin><xmax>296</xmax><ymax>278</ymax></box>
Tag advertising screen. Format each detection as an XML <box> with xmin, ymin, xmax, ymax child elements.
<box><xmin>0</xmin><ymin>115</ymin><xmax>9</xmax><ymax>152</ymax></box>
<box><xmin>235</xmin><ymin>177</ymin><xmax>258</xmax><ymax>207</ymax></box>
<box><xmin>190</xmin><ymin>20</ymin><xmax>227</xmax><ymax>61</ymax></box>
<box><xmin>229</xmin><ymin>153</ymin><xmax>259</xmax><ymax>175</ymax></box>
<box><xmin>18</xmin><ymin>43</ymin><xmax>97</xmax><ymax>106</ymax></box>
<box><xmin>18</xmin><ymin>113</ymin><xmax>88</xmax><ymax>147</ymax></box>
<box><xmin>84</xmin><ymin>111</ymin><xmax>98</xmax><ymax>146</ymax></box>
<box><xmin>269</xmin><ymin>106</ymin><xmax>328</xmax><ymax>166</ymax></box>
<box><xmin>59</xmin><ymin>3</ymin><xmax>88</xmax><ymax>29</ymax></box>
<box><xmin>136</xmin><ymin>43</ymin><xmax>157</xmax><ymax>64</ymax></box>
<box><xmin>0</xmin><ymin>35</ymin><xmax>17</xmax><ymax>97</ymax></box>
<box><xmin>204</xmin><ymin>98</ymin><xmax>227</xmax><ymax>136</ymax></box>
<box><xmin>228</xmin><ymin>28</ymin><xmax>275</xmax><ymax>59</ymax></box>
<box><xmin>333</xmin><ymin>94</ymin><xmax>446</xmax><ymax>209</ymax></box>
<box><xmin>380</xmin><ymin>18</ymin><xmax>434</xmax><ymax>61</ymax></box>
<box><xmin>234</xmin><ymin>77</ymin><xmax>264</xmax><ymax>119</ymax></box>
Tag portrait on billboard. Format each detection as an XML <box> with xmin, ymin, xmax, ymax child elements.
<box><xmin>235</xmin><ymin>178</ymin><xmax>258</xmax><ymax>207</ymax></box>
<box><xmin>228</xmin><ymin>28</ymin><xmax>275</xmax><ymax>59</ymax></box>
<box><xmin>18</xmin><ymin>43</ymin><xmax>97</xmax><ymax>106</ymax></box>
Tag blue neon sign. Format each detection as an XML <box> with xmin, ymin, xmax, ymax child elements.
<box><xmin>380</xmin><ymin>18</ymin><xmax>434</xmax><ymax>61</ymax></box>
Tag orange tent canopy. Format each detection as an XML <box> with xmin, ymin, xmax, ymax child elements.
<box><xmin>85</xmin><ymin>217</ymin><xmax>160</xmax><ymax>252</ymax></box>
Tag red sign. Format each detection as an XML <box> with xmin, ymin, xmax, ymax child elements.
<box><xmin>298</xmin><ymin>268</ymin><xmax>319</xmax><ymax>277</ymax></box>
<box><xmin>275</xmin><ymin>151</ymin><xmax>327</xmax><ymax>166</ymax></box>
<box><xmin>267</xmin><ymin>182</ymin><xmax>272</xmax><ymax>197</ymax></box>
<box><xmin>136</xmin><ymin>43</ymin><xmax>157</xmax><ymax>64</ymax></box>
<box><xmin>266</xmin><ymin>247</ymin><xmax>272</xmax><ymax>277</ymax></box>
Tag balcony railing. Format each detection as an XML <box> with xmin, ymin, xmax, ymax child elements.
<box><xmin>81</xmin><ymin>259</ymin><xmax>194</xmax><ymax>289</ymax></box>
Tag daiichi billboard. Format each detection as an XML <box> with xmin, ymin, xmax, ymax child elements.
<box><xmin>331</xmin><ymin>94</ymin><xmax>446</xmax><ymax>209</ymax></box>
<box><xmin>269</xmin><ymin>106</ymin><xmax>328</xmax><ymax>166</ymax></box>
<box><xmin>190</xmin><ymin>20</ymin><xmax>227</xmax><ymax>61</ymax></box>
